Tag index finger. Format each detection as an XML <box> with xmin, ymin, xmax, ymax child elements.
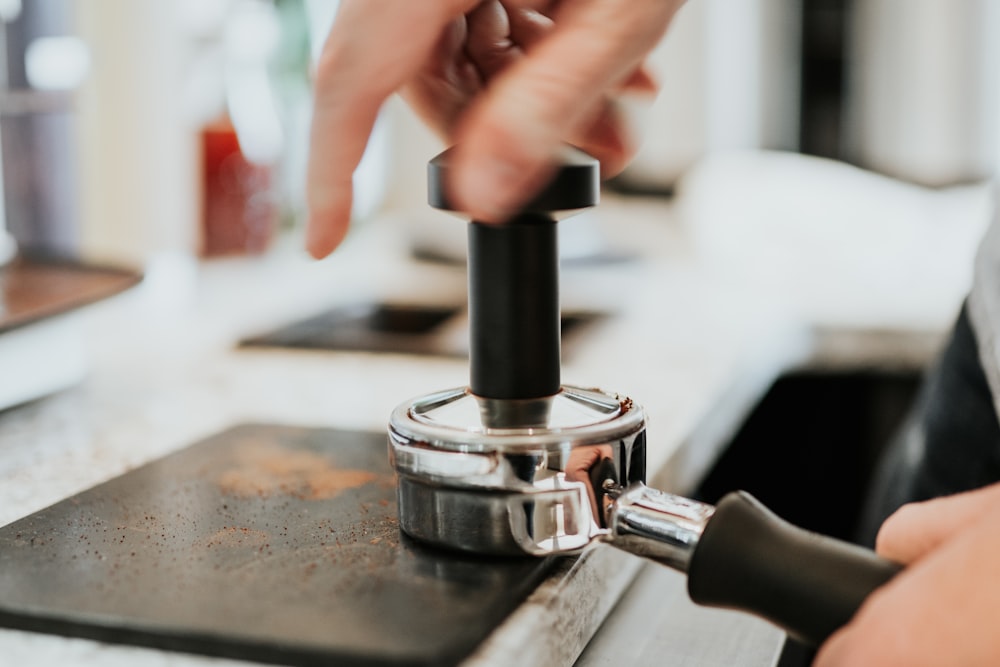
<box><xmin>306</xmin><ymin>0</ymin><xmax>478</xmax><ymax>258</ymax></box>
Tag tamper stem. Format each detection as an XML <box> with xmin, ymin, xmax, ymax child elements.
<box><xmin>468</xmin><ymin>214</ymin><xmax>560</xmax><ymax>399</ymax></box>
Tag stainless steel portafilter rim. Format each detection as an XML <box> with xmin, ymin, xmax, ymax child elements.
<box><xmin>388</xmin><ymin>385</ymin><xmax>646</xmax><ymax>454</ymax></box>
<box><xmin>388</xmin><ymin>384</ymin><xmax>649</xmax><ymax>555</ymax></box>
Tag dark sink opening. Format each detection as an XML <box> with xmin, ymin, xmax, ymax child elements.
<box><xmin>694</xmin><ymin>370</ymin><xmax>922</xmax><ymax>542</ymax></box>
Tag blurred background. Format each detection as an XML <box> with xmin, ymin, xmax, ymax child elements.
<box><xmin>1</xmin><ymin>0</ymin><xmax>997</xmax><ymax>268</ymax></box>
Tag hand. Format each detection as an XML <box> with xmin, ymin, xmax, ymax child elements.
<box><xmin>814</xmin><ymin>483</ymin><xmax>1000</xmax><ymax>666</ymax></box>
<box><xmin>306</xmin><ymin>0</ymin><xmax>685</xmax><ymax>258</ymax></box>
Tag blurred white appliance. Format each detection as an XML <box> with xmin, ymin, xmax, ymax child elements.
<box><xmin>616</xmin><ymin>0</ymin><xmax>802</xmax><ymax>190</ymax></box>
<box><xmin>846</xmin><ymin>0</ymin><xmax>1000</xmax><ymax>187</ymax></box>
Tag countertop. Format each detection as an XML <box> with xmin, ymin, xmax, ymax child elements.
<box><xmin>0</xmin><ymin>152</ymin><xmax>991</xmax><ymax>666</ymax></box>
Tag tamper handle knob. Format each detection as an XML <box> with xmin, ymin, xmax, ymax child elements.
<box><xmin>428</xmin><ymin>146</ymin><xmax>599</xmax><ymax>215</ymax></box>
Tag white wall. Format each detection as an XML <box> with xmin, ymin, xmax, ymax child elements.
<box><xmin>847</xmin><ymin>0</ymin><xmax>1000</xmax><ymax>186</ymax></box>
<box><xmin>618</xmin><ymin>0</ymin><xmax>801</xmax><ymax>189</ymax></box>
<box><xmin>75</xmin><ymin>1</ymin><xmax>198</xmax><ymax>266</ymax></box>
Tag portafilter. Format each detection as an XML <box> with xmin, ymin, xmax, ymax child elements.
<box><xmin>388</xmin><ymin>147</ymin><xmax>901</xmax><ymax>647</ymax></box>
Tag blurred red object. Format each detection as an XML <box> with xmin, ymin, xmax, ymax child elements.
<box><xmin>200</xmin><ymin>116</ymin><xmax>275</xmax><ymax>256</ymax></box>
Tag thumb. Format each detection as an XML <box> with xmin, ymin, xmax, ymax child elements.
<box><xmin>876</xmin><ymin>482</ymin><xmax>1000</xmax><ymax>564</ymax></box>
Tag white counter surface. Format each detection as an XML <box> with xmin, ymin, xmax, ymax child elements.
<box><xmin>0</xmin><ymin>153</ymin><xmax>991</xmax><ymax>666</ymax></box>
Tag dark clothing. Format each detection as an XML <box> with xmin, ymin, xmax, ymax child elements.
<box><xmin>860</xmin><ymin>302</ymin><xmax>1000</xmax><ymax>545</ymax></box>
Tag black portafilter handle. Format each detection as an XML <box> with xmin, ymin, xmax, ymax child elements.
<box><xmin>610</xmin><ymin>486</ymin><xmax>902</xmax><ymax>646</ymax></box>
<box><xmin>687</xmin><ymin>491</ymin><xmax>902</xmax><ymax>645</ymax></box>
<box><xmin>428</xmin><ymin>146</ymin><xmax>600</xmax><ymax>400</ymax></box>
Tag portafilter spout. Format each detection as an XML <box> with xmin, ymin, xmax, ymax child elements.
<box><xmin>387</xmin><ymin>148</ymin><xmax>901</xmax><ymax>647</ymax></box>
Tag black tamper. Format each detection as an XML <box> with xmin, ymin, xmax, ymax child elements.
<box><xmin>388</xmin><ymin>148</ymin><xmax>901</xmax><ymax>646</ymax></box>
<box><xmin>430</xmin><ymin>145</ymin><xmax>600</xmax><ymax>411</ymax></box>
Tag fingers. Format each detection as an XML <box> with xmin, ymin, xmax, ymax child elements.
<box><xmin>620</xmin><ymin>63</ymin><xmax>658</xmax><ymax>95</ymax></box>
<box><xmin>463</xmin><ymin>2</ymin><xmax>646</xmax><ymax>184</ymax></box>
<box><xmin>306</xmin><ymin>0</ymin><xmax>478</xmax><ymax>258</ymax></box>
<box><xmin>509</xmin><ymin>8</ymin><xmax>654</xmax><ymax>176</ymax></box>
<box><xmin>566</xmin><ymin>97</ymin><xmax>632</xmax><ymax>176</ymax></box>
<box><xmin>399</xmin><ymin>18</ymin><xmax>479</xmax><ymax>139</ymax></box>
<box><xmin>403</xmin><ymin>4</ymin><xmax>548</xmax><ymax>140</ymax></box>
<box><xmin>465</xmin><ymin>1</ymin><xmax>518</xmax><ymax>81</ymax></box>
<box><xmin>814</xmin><ymin>606</ymin><xmax>918</xmax><ymax>667</ymax></box>
<box><xmin>876</xmin><ymin>481</ymin><xmax>1000</xmax><ymax>564</ymax></box>
<box><xmin>308</xmin><ymin>0</ymin><xmax>681</xmax><ymax>253</ymax></box>
<box><xmin>813</xmin><ymin>623</ymin><xmax>882</xmax><ymax>667</ymax></box>
<box><xmin>817</xmin><ymin>497</ymin><xmax>1000</xmax><ymax>666</ymax></box>
<box><xmin>505</xmin><ymin>5</ymin><xmax>553</xmax><ymax>48</ymax></box>
<box><xmin>447</xmin><ymin>0</ymin><xmax>683</xmax><ymax>221</ymax></box>
<box><xmin>502</xmin><ymin>0</ymin><xmax>558</xmax><ymax>14</ymax></box>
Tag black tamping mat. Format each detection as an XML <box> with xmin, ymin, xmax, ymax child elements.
<box><xmin>0</xmin><ymin>425</ymin><xmax>554</xmax><ymax>666</ymax></box>
<box><xmin>241</xmin><ymin>303</ymin><xmax>465</xmax><ymax>357</ymax></box>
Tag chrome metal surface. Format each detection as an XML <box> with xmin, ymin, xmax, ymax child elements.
<box><xmin>390</xmin><ymin>385</ymin><xmax>643</xmax><ymax>454</ymax></box>
<box><xmin>389</xmin><ymin>384</ymin><xmax>646</xmax><ymax>555</ymax></box>
<box><xmin>477</xmin><ymin>396</ymin><xmax>553</xmax><ymax>429</ymax></box>
<box><xmin>605</xmin><ymin>484</ymin><xmax>715</xmax><ymax>571</ymax></box>
<box><xmin>396</xmin><ymin>476</ymin><xmax>597</xmax><ymax>556</ymax></box>
<box><xmin>389</xmin><ymin>386</ymin><xmax>717</xmax><ymax>570</ymax></box>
